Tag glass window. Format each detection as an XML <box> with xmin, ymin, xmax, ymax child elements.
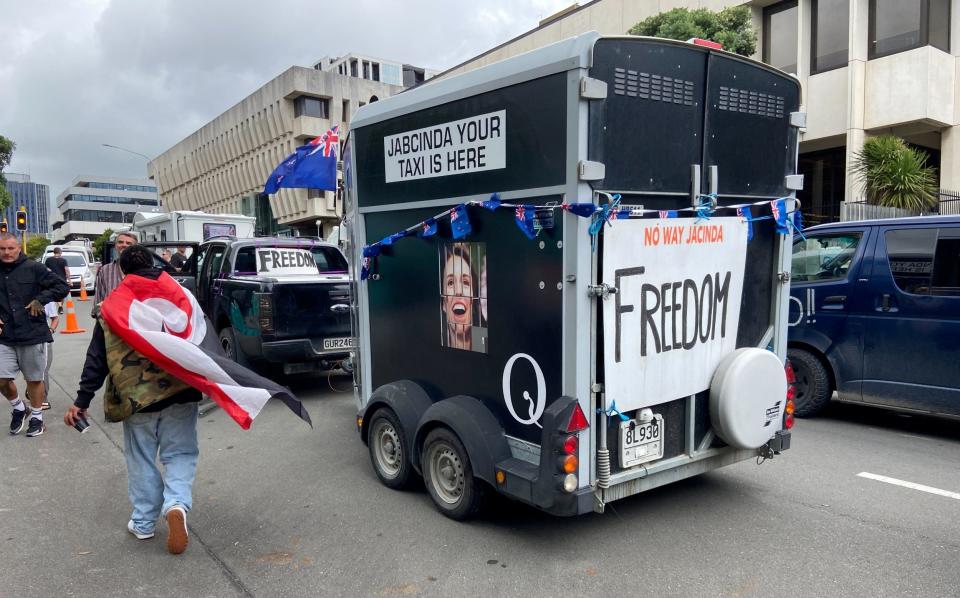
<box><xmin>791</xmin><ymin>233</ymin><xmax>862</xmax><ymax>282</ymax></box>
<box><xmin>764</xmin><ymin>1</ymin><xmax>798</xmax><ymax>74</ymax></box>
<box><xmin>233</xmin><ymin>247</ymin><xmax>257</xmax><ymax>273</ymax></box>
<box><xmin>294</xmin><ymin>96</ymin><xmax>329</xmax><ymax>119</ymax></box>
<box><xmin>885</xmin><ymin>228</ymin><xmax>936</xmax><ymax>294</ymax></box>
<box><xmin>870</xmin><ymin>0</ymin><xmax>951</xmax><ymax>58</ymax></box>
<box><xmin>812</xmin><ymin>0</ymin><xmax>849</xmax><ymax>73</ymax></box>
<box><xmin>372</xmin><ymin>63</ymin><xmax>380</xmax><ymax>81</ymax></box>
<box><xmin>310</xmin><ymin>246</ymin><xmax>348</xmax><ymax>273</ymax></box>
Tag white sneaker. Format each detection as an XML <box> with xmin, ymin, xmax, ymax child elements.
<box><xmin>127</xmin><ymin>520</ymin><xmax>155</xmax><ymax>540</ymax></box>
<box><xmin>165</xmin><ymin>505</ymin><xmax>189</xmax><ymax>555</ymax></box>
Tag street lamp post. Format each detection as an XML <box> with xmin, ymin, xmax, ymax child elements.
<box><xmin>101</xmin><ymin>144</ymin><xmax>151</xmax><ymax>177</ymax></box>
<box><xmin>315</xmin><ymin>219</ymin><xmax>322</xmax><ymax>239</ymax></box>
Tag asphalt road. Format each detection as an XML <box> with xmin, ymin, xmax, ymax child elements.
<box><xmin>2</xmin><ymin>303</ymin><xmax>958</xmax><ymax>597</ymax></box>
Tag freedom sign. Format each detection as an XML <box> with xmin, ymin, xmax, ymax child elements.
<box><xmin>602</xmin><ymin>217</ymin><xmax>749</xmax><ymax>411</ymax></box>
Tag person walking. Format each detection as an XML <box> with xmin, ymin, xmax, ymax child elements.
<box><xmin>65</xmin><ymin>245</ymin><xmax>199</xmax><ymax>554</ymax></box>
<box><xmin>44</xmin><ymin>247</ymin><xmax>69</xmax><ymax>281</ymax></box>
<box><xmin>1</xmin><ymin>232</ymin><xmax>70</xmax><ymax>437</ymax></box>
<box><xmin>92</xmin><ymin>231</ymin><xmax>136</xmax><ymax>318</ymax></box>
<box><xmin>41</xmin><ymin>301</ymin><xmax>59</xmax><ymax>410</ymax></box>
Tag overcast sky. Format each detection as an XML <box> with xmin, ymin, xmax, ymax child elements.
<box><xmin>0</xmin><ymin>0</ymin><xmax>572</xmax><ymax>198</ymax></box>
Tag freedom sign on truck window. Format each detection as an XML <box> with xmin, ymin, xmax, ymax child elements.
<box><xmin>602</xmin><ymin>217</ymin><xmax>748</xmax><ymax>411</ymax></box>
<box><xmin>256</xmin><ymin>249</ymin><xmax>318</xmax><ymax>276</ymax></box>
<box><xmin>383</xmin><ymin>110</ymin><xmax>506</xmax><ymax>183</ymax></box>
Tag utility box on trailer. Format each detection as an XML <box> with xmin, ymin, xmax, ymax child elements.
<box><xmin>344</xmin><ymin>32</ymin><xmax>801</xmax><ymax>519</ymax></box>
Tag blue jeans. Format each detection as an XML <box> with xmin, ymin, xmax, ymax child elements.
<box><xmin>122</xmin><ymin>402</ymin><xmax>199</xmax><ymax>534</ymax></box>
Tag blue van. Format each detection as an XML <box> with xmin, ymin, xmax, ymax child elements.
<box><xmin>787</xmin><ymin>215</ymin><xmax>960</xmax><ymax>418</ymax></box>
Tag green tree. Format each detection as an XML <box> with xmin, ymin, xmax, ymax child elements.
<box><xmin>628</xmin><ymin>6</ymin><xmax>756</xmax><ymax>57</ymax></box>
<box><xmin>851</xmin><ymin>135</ymin><xmax>938</xmax><ymax>211</ymax></box>
<box><xmin>26</xmin><ymin>236</ymin><xmax>50</xmax><ymax>260</ymax></box>
<box><xmin>0</xmin><ymin>135</ymin><xmax>15</xmax><ymax>212</ymax></box>
<box><xmin>93</xmin><ymin>228</ymin><xmax>114</xmax><ymax>261</ymax></box>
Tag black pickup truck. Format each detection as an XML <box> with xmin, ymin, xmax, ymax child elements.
<box><xmin>125</xmin><ymin>237</ymin><xmax>354</xmax><ymax>374</ymax></box>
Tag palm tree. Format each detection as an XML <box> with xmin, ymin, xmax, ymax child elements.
<box><xmin>851</xmin><ymin>135</ymin><xmax>938</xmax><ymax>211</ymax></box>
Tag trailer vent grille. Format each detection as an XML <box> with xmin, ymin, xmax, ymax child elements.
<box><xmin>613</xmin><ymin>68</ymin><xmax>695</xmax><ymax>106</ymax></box>
<box><xmin>717</xmin><ymin>87</ymin><xmax>784</xmax><ymax>118</ymax></box>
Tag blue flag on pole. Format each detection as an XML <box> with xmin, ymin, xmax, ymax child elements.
<box><xmin>419</xmin><ymin>218</ymin><xmax>438</xmax><ymax>238</ymax></box>
<box><xmin>263</xmin><ymin>125</ymin><xmax>340</xmax><ymax>193</ymax></box>
<box><xmin>515</xmin><ymin>205</ymin><xmax>537</xmax><ymax>239</ymax></box>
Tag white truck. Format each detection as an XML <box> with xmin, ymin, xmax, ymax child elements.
<box><xmin>345</xmin><ymin>33</ymin><xmax>801</xmax><ymax>519</ymax></box>
<box><xmin>130</xmin><ymin>210</ymin><xmax>256</xmax><ymax>243</ymax></box>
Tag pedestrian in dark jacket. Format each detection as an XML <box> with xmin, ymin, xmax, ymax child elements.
<box><xmin>43</xmin><ymin>247</ymin><xmax>69</xmax><ymax>281</ymax></box>
<box><xmin>0</xmin><ymin>233</ymin><xmax>70</xmax><ymax>437</ymax></box>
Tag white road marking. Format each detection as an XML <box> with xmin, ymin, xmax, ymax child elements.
<box><xmin>857</xmin><ymin>472</ymin><xmax>960</xmax><ymax>501</ymax></box>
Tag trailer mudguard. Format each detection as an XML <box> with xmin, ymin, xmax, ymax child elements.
<box><xmin>413</xmin><ymin>396</ymin><xmax>511</xmax><ymax>484</ymax></box>
<box><xmin>360</xmin><ymin>380</ymin><xmax>434</xmax><ymax>449</ymax></box>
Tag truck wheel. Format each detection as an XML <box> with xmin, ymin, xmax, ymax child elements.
<box><xmin>421</xmin><ymin>427</ymin><xmax>487</xmax><ymax>520</ymax></box>
<box><xmin>218</xmin><ymin>327</ymin><xmax>250</xmax><ymax>368</ymax></box>
<box><xmin>368</xmin><ymin>409</ymin><xmax>414</xmax><ymax>489</ymax></box>
<box><xmin>788</xmin><ymin>348</ymin><xmax>832</xmax><ymax>417</ymax></box>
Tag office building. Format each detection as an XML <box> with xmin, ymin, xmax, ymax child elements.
<box><xmin>3</xmin><ymin>173</ymin><xmax>50</xmax><ymax>235</ymax></box>
<box><xmin>149</xmin><ymin>54</ymin><xmax>436</xmax><ymax>238</ymax></box>
<box><xmin>51</xmin><ymin>175</ymin><xmax>160</xmax><ymax>241</ymax></box>
<box><xmin>439</xmin><ymin>0</ymin><xmax>960</xmax><ymax>223</ymax></box>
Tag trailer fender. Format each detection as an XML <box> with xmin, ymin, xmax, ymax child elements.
<box><xmin>360</xmin><ymin>380</ymin><xmax>434</xmax><ymax>449</ymax></box>
<box><xmin>413</xmin><ymin>396</ymin><xmax>511</xmax><ymax>484</ymax></box>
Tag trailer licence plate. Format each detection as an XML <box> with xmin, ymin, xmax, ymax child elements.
<box><xmin>323</xmin><ymin>337</ymin><xmax>356</xmax><ymax>350</ymax></box>
<box><xmin>619</xmin><ymin>415</ymin><xmax>664</xmax><ymax>468</ymax></box>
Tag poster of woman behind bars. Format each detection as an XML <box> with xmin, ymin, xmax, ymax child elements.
<box><xmin>438</xmin><ymin>242</ymin><xmax>487</xmax><ymax>353</ymax></box>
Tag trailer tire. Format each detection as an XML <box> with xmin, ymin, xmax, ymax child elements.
<box><xmin>219</xmin><ymin>327</ymin><xmax>251</xmax><ymax>368</ymax></box>
<box><xmin>421</xmin><ymin>427</ymin><xmax>487</xmax><ymax>520</ymax></box>
<box><xmin>788</xmin><ymin>347</ymin><xmax>831</xmax><ymax>417</ymax></box>
<box><xmin>368</xmin><ymin>408</ymin><xmax>415</xmax><ymax>489</ymax></box>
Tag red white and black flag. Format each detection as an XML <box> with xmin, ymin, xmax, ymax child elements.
<box><xmin>100</xmin><ymin>272</ymin><xmax>311</xmax><ymax>429</ymax></box>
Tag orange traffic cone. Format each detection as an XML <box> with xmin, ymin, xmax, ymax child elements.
<box><xmin>60</xmin><ymin>298</ymin><xmax>86</xmax><ymax>334</ymax></box>
<box><xmin>78</xmin><ymin>284</ymin><xmax>90</xmax><ymax>302</ymax></box>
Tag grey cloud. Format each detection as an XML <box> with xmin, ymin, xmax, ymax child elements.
<box><xmin>0</xmin><ymin>0</ymin><xmax>570</xmax><ymax>198</ymax></box>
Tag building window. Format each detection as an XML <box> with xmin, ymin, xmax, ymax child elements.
<box><xmin>869</xmin><ymin>0</ymin><xmax>950</xmax><ymax>59</ymax></box>
<box><xmin>362</xmin><ymin>61</ymin><xmax>370</xmax><ymax>79</ymax></box>
<box><xmin>812</xmin><ymin>0</ymin><xmax>849</xmax><ymax>73</ymax></box>
<box><xmin>763</xmin><ymin>1</ymin><xmax>798</xmax><ymax>74</ymax></box>
<box><xmin>372</xmin><ymin>62</ymin><xmax>380</xmax><ymax>81</ymax></box>
<box><xmin>797</xmin><ymin>147</ymin><xmax>846</xmax><ymax>224</ymax></box>
<box><xmin>342</xmin><ymin>99</ymin><xmax>350</xmax><ymax>123</ymax></box>
<box><xmin>294</xmin><ymin>96</ymin><xmax>330</xmax><ymax>119</ymax></box>
<box><xmin>350</xmin><ymin>59</ymin><xmax>358</xmax><ymax>77</ymax></box>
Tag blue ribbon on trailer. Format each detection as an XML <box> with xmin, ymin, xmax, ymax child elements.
<box><xmin>598</xmin><ymin>400</ymin><xmax>629</xmax><ymax>422</ymax></box>
<box><xmin>695</xmin><ymin>193</ymin><xmax>717</xmax><ymax>222</ymax></box>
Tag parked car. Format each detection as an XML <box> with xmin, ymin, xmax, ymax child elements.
<box><xmin>41</xmin><ymin>247</ymin><xmax>96</xmax><ymax>293</ymax></box>
<box><xmin>131</xmin><ymin>237</ymin><xmax>353</xmax><ymax>374</ymax></box>
<box><xmin>788</xmin><ymin>215</ymin><xmax>960</xmax><ymax>418</ymax></box>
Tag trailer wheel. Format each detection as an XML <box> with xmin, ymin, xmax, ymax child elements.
<box><xmin>788</xmin><ymin>348</ymin><xmax>832</xmax><ymax>417</ymax></box>
<box><xmin>421</xmin><ymin>427</ymin><xmax>486</xmax><ymax>520</ymax></box>
<box><xmin>219</xmin><ymin>327</ymin><xmax>250</xmax><ymax>368</ymax></box>
<box><xmin>368</xmin><ymin>409</ymin><xmax>414</xmax><ymax>489</ymax></box>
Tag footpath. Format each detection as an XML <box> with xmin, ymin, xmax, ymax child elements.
<box><xmin>0</xmin><ymin>302</ymin><xmax>244</xmax><ymax>597</ymax></box>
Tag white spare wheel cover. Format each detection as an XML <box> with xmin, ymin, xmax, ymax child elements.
<box><xmin>709</xmin><ymin>348</ymin><xmax>787</xmax><ymax>450</ymax></box>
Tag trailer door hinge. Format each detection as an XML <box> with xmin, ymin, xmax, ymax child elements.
<box><xmin>785</xmin><ymin>174</ymin><xmax>804</xmax><ymax>190</ymax></box>
<box><xmin>578</xmin><ymin>160</ymin><xmax>605</xmax><ymax>181</ymax></box>
<box><xmin>789</xmin><ymin>111</ymin><xmax>808</xmax><ymax>128</ymax></box>
<box><xmin>580</xmin><ymin>76</ymin><xmax>608</xmax><ymax>100</ymax></box>
<box><xmin>588</xmin><ymin>283</ymin><xmax>618</xmax><ymax>298</ymax></box>
<box><xmin>778</xmin><ymin>271</ymin><xmax>790</xmax><ymax>283</ymax></box>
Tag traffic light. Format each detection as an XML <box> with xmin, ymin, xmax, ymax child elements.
<box><xmin>0</xmin><ymin>221</ymin><xmax>7</xmax><ymax>234</ymax></box>
<box><xmin>15</xmin><ymin>210</ymin><xmax>27</xmax><ymax>231</ymax></box>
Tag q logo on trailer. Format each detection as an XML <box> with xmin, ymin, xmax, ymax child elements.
<box><xmin>501</xmin><ymin>353</ymin><xmax>546</xmax><ymax>428</ymax></box>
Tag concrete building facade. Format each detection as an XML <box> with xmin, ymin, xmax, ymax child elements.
<box><xmin>149</xmin><ymin>55</ymin><xmax>433</xmax><ymax>237</ymax></box>
<box><xmin>3</xmin><ymin>173</ymin><xmax>50</xmax><ymax>235</ymax></box>
<box><xmin>51</xmin><ymin>175</ymin><xmax>159</xmax><ymax>241</ymax></box>
<box><xmin>439</xmin><ymin>0</ymin><xmax>960</xmax><ymax>223</ymax></box>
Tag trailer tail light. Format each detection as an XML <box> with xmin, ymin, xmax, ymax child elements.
<box><xmin>565</xmin><ymin>403</ymin><xmax>589</xmax><ymax>433</ymax></box>
<box><xmin>784</xmin><ymin>360</ymin><xmax>797</xmax><ymax>430</ymax></box>
<box><xmin>562</xmin><ymin>435</ymin><xmax>578</xmax><ymax>455</ymax></box>
<box><xmin>258</xmin><ymin>294</ymin><xmax>274</xmax><ymax>333</ymax></box>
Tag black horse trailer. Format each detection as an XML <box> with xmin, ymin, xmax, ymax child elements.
<box><xmin>343</xmin><ymin>32</ymin><xmax>801</xmax><ymax>519</ymax></box>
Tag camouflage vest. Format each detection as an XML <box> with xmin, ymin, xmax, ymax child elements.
<box><xmin>102</xmin><ymin>322</ymin><xmax>191</xmax><ymax>422</ymax></box>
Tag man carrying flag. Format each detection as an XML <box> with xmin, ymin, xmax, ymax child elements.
<box><xmin>64</xmin><ymin>246</ymin><xmax>310</xmax><ymax>555</ymax></box>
